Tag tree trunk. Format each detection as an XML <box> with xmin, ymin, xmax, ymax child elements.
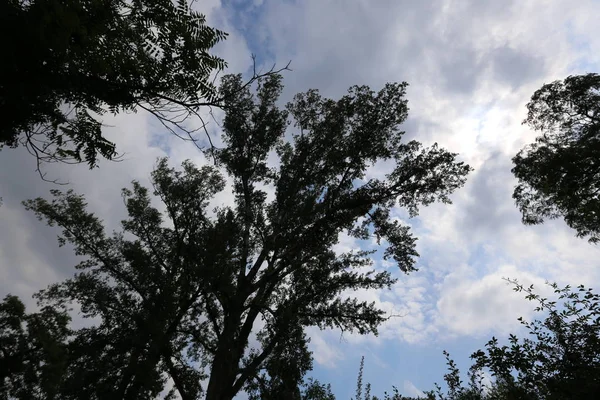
<box><xmin>205</xmin><ymin>307</ymin><xmax>249</xmax><ymax>400</ymax></box>
<box><xmin>204</xmin><ymin>337</ymin><xmax>241</xmax><ymax>400</ymax></box>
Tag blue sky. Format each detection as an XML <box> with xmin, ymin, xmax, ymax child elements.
<box><xmin>1</xmin><ymin>0</ymin><xmax>600</xmax><ymax>398</ymax></box>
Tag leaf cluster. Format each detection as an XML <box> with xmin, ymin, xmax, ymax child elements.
<box><xmin>0</xmin><ymin>296</ymin><xmax>71</xmax><ymax>399</ymax></box>
<box><xmin>512</xmin><ymin>73</ymin><xmax>600</xmax><ymax>243</ymax></box>
<box><xmin>0</xmin><ymin>0</ymin><xmax>227</xmax><ymax>168</ymax></box>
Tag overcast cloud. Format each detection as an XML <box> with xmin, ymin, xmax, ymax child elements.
<box><xmin>1</xmin><ymin>0</ymin><xmax>600</xmax><ymax>398</ymax></box>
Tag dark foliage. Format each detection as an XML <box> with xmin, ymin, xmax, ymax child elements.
<box><xmin>512</xmin><ymin>73</ymin><xmax>600</xmax><ymax>243</ymax></box>
<box><xmin>0</xmin><ymin>0</ymin><xmax>227</xmax><ymax>170</ymax></box>
<box><xmin>470</xmin><ymin>280</ymin><xmax>600</xmax><ymax>400</ymax></box>
<box><xmin>3</xmin><ymin>73</ymin><xmax>470</xmax><ymax>399</ymax></box>
<box><xmin>352</xmin><ymin>281</ymin><xmax>600</xmax><ymax>400</ymax></box>
<box><xmin>0</xmin><ymin>295</ymin><xmax>70</xmax><ymax>399</ymax></box>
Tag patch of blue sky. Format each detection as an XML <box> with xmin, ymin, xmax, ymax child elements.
<box><xmin>565</xmin><ymin>20</ymin><xmax>599</xmax><ymax>73</ymax></box>
<box><xmin>305</xmin><ymin>332</ymin><xmax>494</xmax><ymax>398</ymax></box>
<box><xmin>221</xmin><ymin>0</ymin><xmax>278</xmax><ymax>73</ymax></box>
<box><xmin>466</xmin><ymin>243</ymin><xmax>496</xmax><ymax>274</ymax></box>
<box><xmin>144</xmin><ymin>110</ymin><xmax>173</xmax><ymax>155</ymax></box>
<box><xmin>147</xmin><ymin>130</ymin><xmax>173</xmax><ymax>156</ymax></box>
<box><xmin>146</xmin><ymin>118</ymin><xmax>214</xmax><ymax>157</ymax></box>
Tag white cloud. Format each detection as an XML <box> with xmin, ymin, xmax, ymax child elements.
<box><xmin>332</xmin><ymin>231</ymin><xmax>360</xmax><ymax>256</ymax></box>
<box><xmin>435</xmin><ymin>264</ymin><xmax>546</xmax><ymax>337</ymax></box>
<box><xmin>306</xmin><ymin>327</ymin><xmax>345</xmax><ymax>369</ymax></box>
<box><xmin>200</xmin><ymin>0</ymin><xmax>600</xmax><ymax>363</ymax></box>
<box><xmin>3</xmin><ymin>0</ymin><xmax>600</xmax><ymax>396</ymax></box>
<box><xmin>404</xmin><ymin>380</ymin><xmax>425</xmax><ymax>398</ymax></box>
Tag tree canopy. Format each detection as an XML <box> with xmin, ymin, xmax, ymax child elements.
<box><xmin>512</xmin><ymin>73</ymin><xmax>600</xmax><ymax>243</ymax></box>
<box><xmin>0</xmin><ymin>0</ymin><xmax>227</xmax><ymax>170</ymax></box>
<box><xmin>0</xmin><ymin>295</ymin><xmax>71</xmax><ymax>398</ymax></box>
<box><xmin>1</xmin><ymin>73</ymin><xmax>471</xmax><ymax>399</ymax></box>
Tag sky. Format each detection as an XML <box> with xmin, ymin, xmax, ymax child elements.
<box><xmin>1</xmin><ymin>0</ymin><xmax>600</xmax><ymax>398</ymax></box>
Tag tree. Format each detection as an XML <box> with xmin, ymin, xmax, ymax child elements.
<box><xmin>18</xmin><ymin>73</ymin><xmax>471</xmax><ymax>399</ymax></box>
<box><xmin>0</xmin><ymin>295</ymin><xmax>70</xmax><ymax>399</ymax></box>
<box><xmin>512</xmin><ymin>73</ymin><xmax>600</xmax><ymax>243</ymax></box>
<box><xmin>350</xmin><ymin>281</ymin><xmax>600</xmax><ymax>400</ymax></box>
<box><xmin>1</xmin><ymin>0</ymin><xmax>283</xmax><ymax>175</ymax></box>
<box><xmin>300</xmin><ymin>378</ymin><xmax>336</xmax><ymax>400</ymax></box>
<box><xmin>470</xmin><ymin>280</ymin><xmax>600</xmax><ymax>400</ymax></box>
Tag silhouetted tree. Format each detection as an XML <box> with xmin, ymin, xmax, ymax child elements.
<box><xmin>470</xmin><ymin>280</ymin><xmax>600</xmax><ymax>400</ymax></box>
<box><xmin>352</xmin><ymin>281</ymin><xmax>600</xmax><ymax>400</ymax></box>
<box><xmin>0</xmin><ymin>0</ymin><xmax>285</xmax><ymax>177</ymax></box>
<box><xmin>300</xmin><ymin>378</ymin><xmax>336</xmax><ymax>400</ymax></box>
<box><xmin>0</xmin><ymin>295</ymin><xmax>70</xmax><ymax>399</ymax></box>
<box><xmin>16</xmin><ymin>73</ymin><xmax>470</xmax><ymax>399</ymax></box>
<box><xmin>512</xmin><ymin>73</ymin><xmax>600</xmax><ymax>243</ymax></box>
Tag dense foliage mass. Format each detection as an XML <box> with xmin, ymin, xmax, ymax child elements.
<box><xmin>512</xmin><ymin>73</ymin><xmax>600</xmax><ymax>243</ymax></box>
<box><xmin>0</xmin><ymin>295</ymin><xmax>70</xmax><ymax>398</ymax></box>
<box><xmin>0</xmin><ymin>73</ymin><xmax>470</xmax><ymax>399</ymax></box>
<box><xmin>0</xmin><ymin>0</ymin><xmax>226</xmax><ymax>168</ymax></box>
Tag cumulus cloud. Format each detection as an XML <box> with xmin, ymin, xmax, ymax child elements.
<box><xmin>306</xmin><ymin>327</ymin><xmax>345</xmax><ymax>369</ymax></box>
<box><xmin>236</xmin><ymin>0</ymin><xmax>600</xmax><ymax>349</ymax></box>
<box><xmin>2</xmin><ymin>0</ymin><xmax>600</xmax><ymax>396</ymax></box>
<box><xmin>435</xmin><ymin>264</ymin><xmax>546</xmax><ymax>337</ymax></box>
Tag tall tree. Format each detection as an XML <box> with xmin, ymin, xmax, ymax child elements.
<box><xmin>19</xmin><ymin>73</ymin><xmax>471</xmax><ymax>399</ymax></box>
<box><xmin>512</xmin><ymin>73</ymin><xmax>600</xmax><ymax>243</ymax></box>
<box><xmin>0</xmin><ymin>0</ymin><xmax>282</xmax><ymax>175</ymax></box>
